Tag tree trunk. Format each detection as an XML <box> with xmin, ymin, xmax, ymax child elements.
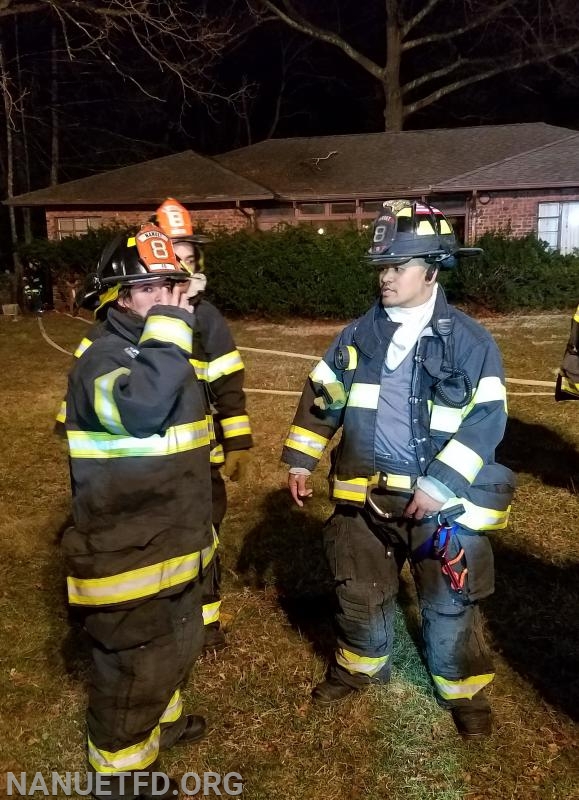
<box><xmin>50</xmin><ymin>24</ymin><xmax>58</xmax><ymax>186</ymax></box>
<box><xmin>384</xmin><ymin>0</ymin><xmax>403</xmax><ymax>131</ymax></box>
<box><xmin>0</xmin><ymin>38</ymin><xmax>24</xmax><ymax>301</ymax></box>
<box><xmin>15</xmin><ymin>17</ymin><xmax>32</xmax><ymax>242</ymax></box>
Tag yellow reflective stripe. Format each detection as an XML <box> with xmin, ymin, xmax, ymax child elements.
<box><xmin>385</xmin><ymin>473</ymin><xmax>413</xmax><ymax>490</ymax></box>
<box><xmin>561</xmin><ymin>376</ymin><xmax>579</xmax><ymax>396</ymax></box>
<box><xmin>94</xmin><ymin>367</ymin><xmax>131</xmax><ymax>434</ymax></box>
<box><xmin>56</xmin><ymin>400</ymin><xmax>67</xmax><ymax>424</ymax></box>
<box><xmin>68</xmin><ymin>551</ymin><xmax>205</xmax><ymax>607</ymax></box>
<box><xmin>462</xmin><ymin>376</ymin><xmax>507</xmax><ymax>416</ymax></box>
<box><xmin>440</xmin><ymin>498</ymin><xmax>511</xmax><ymax>531</ymax></box>
<box><xmin>221</xmin><ymin>414</ymin><xmax>251</xmax><ymax>439</ymax></box>
<box><xmin>207</xmin><ymin>350</ymin><xmax>244</xmax><ymax>382</ymax></box>
<box><xmin>348</xmin><ymin>383</ymin><xmax>380</xmax><ymax>409</ymax></box>
<box><xmin>88</xmin><ymin>727</ymin><xmax>159</xmax><ymax>773</ymax></box>
<box><xmin>345</xmin><ymin>346</ymin><xmax>358</xmax><ymax>370</ymax></box>
<box><xmin>332</xmin><ymin>476</ymin><xmax>368</xmax><ymax>502</ymax></box>
<box><xmin>430</xmin><ymin>404</ymin><xmax>462</xmax><ymax>434</ymax></box>
<box><xmin>202</xmin><ymin>600</ymin><xmax>221</xmax><ymax>626</ymax></box>
<box><xmin>140</xmin><ymin>314</ymin><xmax>192</xmax><ymax>353</ymax></box>
<box><xmin>210</xmin><ymin>444</ymin><xmax>225</xmax><ymax>465</ymax></box>
<box><xmin>336</xmin><ymin>648</ymin><xmax>389</xmax><ymax>677</ymax></box>
<box><xmin>190</xmin><ymin>358</ymin><xmax>209</xmax><ymax>381</ymax></box>
<box><xmin>309</xmin><ymin>359</ymin><xmax>337</xmax><ymax>385</ymax></box>
<box><xmin>159</xmin><ymin>689</ymin><xmax>183</xmax><ymax>724</ymax></box>
<box><xmin>203</xmin><ymin>528</ymin><xmax>219</xmax><ymax>570</ymax></box>
<box><xmin>67</xmin><ymin>420</ymin><xmax>210</xmax><ymax>459</ymax></box>
<box><xmin>432</xmin><ymin>672</ymin><xmax>495</xmax><ymax>700</ymax></box>
<box><xmin>574</xmin><ymin>304</ymin><xmax>579</xmax><ymax>323</ymax></box>
<box><xmin>284</xmin><ymin>425</ymin><xmax>329</xmax><ymax>459</ymax></box>
<box><xmin>435</xmin><ymin>439</ymin><xmax>483</xmax><ymax>483</ymax></box>
<box><xmin>74</xmin><ymin>337</ymin><xmax>93</xmax><ymax>358</ymax></box>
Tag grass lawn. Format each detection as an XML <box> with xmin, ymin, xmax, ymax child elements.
<box><xmin>0</xmin><ymin>308</ymin><xmax>578</xmax><ymax>800</ymax></box>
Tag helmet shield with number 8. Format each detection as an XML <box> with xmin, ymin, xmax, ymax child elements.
<box><xmin>366</xmin><ymin>199</ymin><xmax>482</xmax><ymax>268</ymax></box>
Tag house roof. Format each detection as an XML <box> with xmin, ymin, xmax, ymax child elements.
<box><xmin>8</xmin><ymin>151</ymin><xmax>273</xmax><ymax>206</ymax></box>
<box><xmin>433</xmin><ymin>134</ymin><xmax>579</xmax><ymax>190</ymax></box>
<box><xmin>216</xmin><ymin>123</ymin><xmax>578</xmax><ymax>199</ymax></box>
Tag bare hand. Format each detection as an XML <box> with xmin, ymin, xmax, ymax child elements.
<box><xmin>288</xmin><ymin>472</ymin><xmax>313</xmax><ymax>508</ymax></box>
<box><xmin>404</xmin><ymin>488</ymin><xmax>444</xmax><ymax>520</ymax></box>
<box><xmin>158</xmin><ymin>283</ymin><xmax>192</xmax><ymax>313</ymax></box>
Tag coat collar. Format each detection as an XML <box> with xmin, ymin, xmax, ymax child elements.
<box><xmin>353</xmin><ymin>286</ymin><xmax>453</xmax><ymax>359</ymax></box>
<box><xmin>105</xmin><ymin>307</ymin><xmax>144</xmax><ymax>345</ymax></box>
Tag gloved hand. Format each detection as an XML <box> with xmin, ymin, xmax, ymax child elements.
<box><xmin>313</xmin><ymin>381</ymin><xmax>347</xmax><ymax>411</ymax></box>
<box><xmin>223</xmin><ymin>449</ymin><xmax>250</xmax><ymax>482</ymax></box>
<box><xmin>186</xmin><ymin>273</ymin><xmax>207</xmax><ymax>299</ymax></box>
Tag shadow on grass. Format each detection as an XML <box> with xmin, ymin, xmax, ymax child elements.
<box><xmin>236</xmin><ymin>489</ymin><xmax>337</xmax><ymax>660</ymax></box>
<box><xmin>485</xmin><ymin>541</ymin><xmax>579</xmax><ymax>722</ymax></box>
<box><xmin>42</xmin><ymin>514</ymin><xmax>92</xmax><ymax>685</ymax></box>
<box><xmin>498</xmin><ymin>416</ymin><xmax>579</xmax><ymax>490</ymax></box>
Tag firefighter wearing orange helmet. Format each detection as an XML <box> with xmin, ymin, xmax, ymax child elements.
<box><xmin>155</xmin><ymin>198</ymin><xmax>253</xmax><ymax>652</ymax></box>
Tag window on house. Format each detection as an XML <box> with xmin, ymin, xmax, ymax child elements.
<box><xmin>537</xmin><ymin>201</ymin><xmax>579</xmax><ymax>252</ymax></box>
<box><xmin>330</xmin><ymin>201</ymin><xmax>356</xmax><ymax>215</ymax></box>
<box><xmin>297</xmin><ymin>202</ymin><xmax>326</xmax><ymax>215</ymax></box>
<box><xmin>255</xmin><ymin>205</ymin><xmax>294</xmax><ymax>218</ymax></box>
<box><xmin>56</xmin><ymin>217</ymin><xmax>102</xmax><ymax>239</ymax></box>
<box><xmin>361</xmin><ymin>200</ymin><xmax>384</xmax><ymax>214</ymax></box>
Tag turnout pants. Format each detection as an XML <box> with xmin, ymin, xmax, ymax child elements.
<box><xmin>201</xmin><ymin>466</ymin><xmax>227</xmax><ymax>631</ymax></box>
<box><xmin>84</xmin><ymin>581</ymin><xmax>204</xmax><ymax>799</ymax></box>
<box><xmin>323</xmin><ymin>493</ymin><xmax>495</xmax><ymax>710</ymax></box>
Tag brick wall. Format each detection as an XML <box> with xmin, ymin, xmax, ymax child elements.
<box><xmin>470</xmin><ymin>188</ymin><xmax>579</xmax><ymax>239</ymax></box>
<box><xmin>45</xmin><ymin>206</ymin><xmax>253</xmax><ymax>240</ymax></box>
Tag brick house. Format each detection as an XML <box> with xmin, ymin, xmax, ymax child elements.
<box><xmin>9</xmin><ymin>122</ymin><xmax>579</xmax><ymax>252</ymax></box>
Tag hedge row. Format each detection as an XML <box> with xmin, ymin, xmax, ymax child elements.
<box><xmin>16</xmin><ymin>225</ymin><xmax>579</xmax><ymax>316</ymax></box>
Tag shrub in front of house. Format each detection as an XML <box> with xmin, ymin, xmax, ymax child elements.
<box><xmin>15</xmin><ymin>226</ymin><xmax>579</xmax><ymax>316</ymax></box>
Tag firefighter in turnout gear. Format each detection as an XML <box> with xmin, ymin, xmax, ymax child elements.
<box><xmin>282</xmin><ymin>200</ymin><xmax>515</xmax><ymax>738</ymax></box>
<box><xmin>555</xmin><ymin>303</ymin><xmax>579</xmax><ymax>400</ymax></box>
<box><xmin>61</xmin><ymin>226</ymin><xmax>216</xmax><ymax>800</ymax></box>
<box><xmin>155</xmin><ymin>198</ymin><xmax>253</xmax><ymax>652</ymax></box>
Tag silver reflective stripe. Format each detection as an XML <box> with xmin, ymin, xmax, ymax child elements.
<box><xmin>67</xmin><ymin>421</ymin><xmax>210</xmax><ymax>459</ymax></box>
<box><xmin>141</xmin><ymin>314</ymin><xmax>192</xmax><ymax>353</ymax></box>
<box><xmin>88</xmin><ymin>726</ymin><xmax>160</xmax><ymax>773</ymax></box>
<box><xmin>207</xmin><ymin>350</ymin><xmax>244</xmax><ymax>381</ymax></box>
<box><xmin>336</xmin><ymin>648</ymin><xmax>389</xmax><ymax>676</ymax></box>
<box><xmin>68</xmin><ymin>552</ymin><xmax>202</xmax><ymax>606</ymax></box>
<box><xmin>202</xmin><ymin>601</ymin><xmax>221</xmax><ymax>626</ymax></box>
<box><xmin>435</xmin><ymin>439</ymin><xmax>483</xmax><ymax>483</ymax></box>
<box><xmin>432</xmin><ymin>673</ymin><xmax>494</xmax><ymax>700</ymax></box>
<box><xmin>94</xmin><ymin>367</ymin><xmax>131</xmax><ymax>435</ymax></box>
<box><xmin>348</xmin><ymin>383</ymin><xmax>380</xmax><ymax>409</ymax></box>
<box><xmin>310</xmin><ymin>359</ymin><xmax>338</xmax><ymax>385</ymax></box>
<box><xmin>430</xmin><ymin>403</ymin><xmax>463</xmax><ymax>434</ymax></box>
<box><xmin>221</xmin><ymin>415</ymin><xmax>251</xmax><ymax>438</ymax></box>
<box><xmin>284</xmin><ymin>425</ymin><xmax>328</xmax><ymax>458</ymax></box>
<box><xmin>159</xmin><ymin>690</ymin><xmax>183</xmax><ymax>724</ymax></box>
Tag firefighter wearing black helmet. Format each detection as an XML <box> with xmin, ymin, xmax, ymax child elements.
<box><xmin>282</xmin><ymin>200</ymin><xmax>515</xmax><ymax>738</ymax></box>
<box><xmin>61</xmin><ymin>225</ymin><xmax>214</xmax><ymax>800</ymax></box>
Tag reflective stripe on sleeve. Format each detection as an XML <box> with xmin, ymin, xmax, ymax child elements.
<box><xmin>442</xmin><ymin>499</ymin><xmax>511</xmax><ymax>531</ymax></box>
<box><xmin>336</xmin><ymin>648</ymin><xmax>389</xmax><ymax>677</ymax></box>
<box><xmin>140</xmin><ymin>314</ymin><xmax>192</xmax><ymax>353</ymax></box>
<box><xmin>74</xmin><ymin>337</ymin><xmax>93</xmax><ymax>358</ymax></box>
<box><xmin>88</xmin><ymin>728</ymin><xmax>159</xmax><ymax>773</ymax></box>
<box><xmin>94</xmin><ymin>367</ymin><xmax>131</xmax><ymax>434</ymax></box>
<box><xmin>159</xmin><ymin>690</ymin><xmax>183</xmax><ymax>725</ymax></box>
<box><xmin>309</xmin><ymin>359</ymin><xmax>338</xmax><ymax>385</ymax></box>
<box><xmin>332</xmin><ymin>477</ymin><xmax>368</xmax><ymax>503</ymax></box>
<box><xmin>435</xmin><ymin>439</ymin><xmax>483</xmax><ymax>483</ymax></box>
<box><xmin>202</xmin><ymin>600</ymin><xmax>221</xmax><ymax>626</ymax></box>
<box><xmin>67</xmin><ymin>420</ymin><xmax>210</xmax><ymax>459</ymax></box>
<box><xmin>344</xmin><ymin>346</ymin><xmax>358</xmax><ymax>371</ymax></box>
<box><xmin>221</xmin><ymin>414</ymin><xmax>251</xmax><ymax>439</ymax></box>
<box><xmin>56</xmin><ymin>400</ymin><xmax>67</xmax><ymax>425</ymax></box>
<box><xmin>284</xmin><ymin>425</ymin><xmax>329</xmax><ymax>459</ymax></box>
<box><xmin>561</xmin><ymin>376</ymin><xmax>579</xmax><ymax>397</ymax></box>
<box><xmin>210</xmin><ymin>443</ymin><xmax>225</xmax><ymax>465</ymax></box>
<box><xmin>190</xmin><ymin>358</ymin><xmax>209</xmax><ymax>381</ymax></box>
<box><xmin>432</xmin><ymin>672</ymin><xmax>495</xmax><ymax>700</ymax></box>
<box><xmin>347</xmin><ymin>383</ymin><xmax>380</xmax><ymax>409</ymax></box>
<box><xmin>207</xmin><ymin>350</ymin><xmax>244</xmax><ymax>382</ymax></box>
<box><xmin>462</xmin><ymin>376</ymin><xmax>508</xmax><ymax>416</ymax></box>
